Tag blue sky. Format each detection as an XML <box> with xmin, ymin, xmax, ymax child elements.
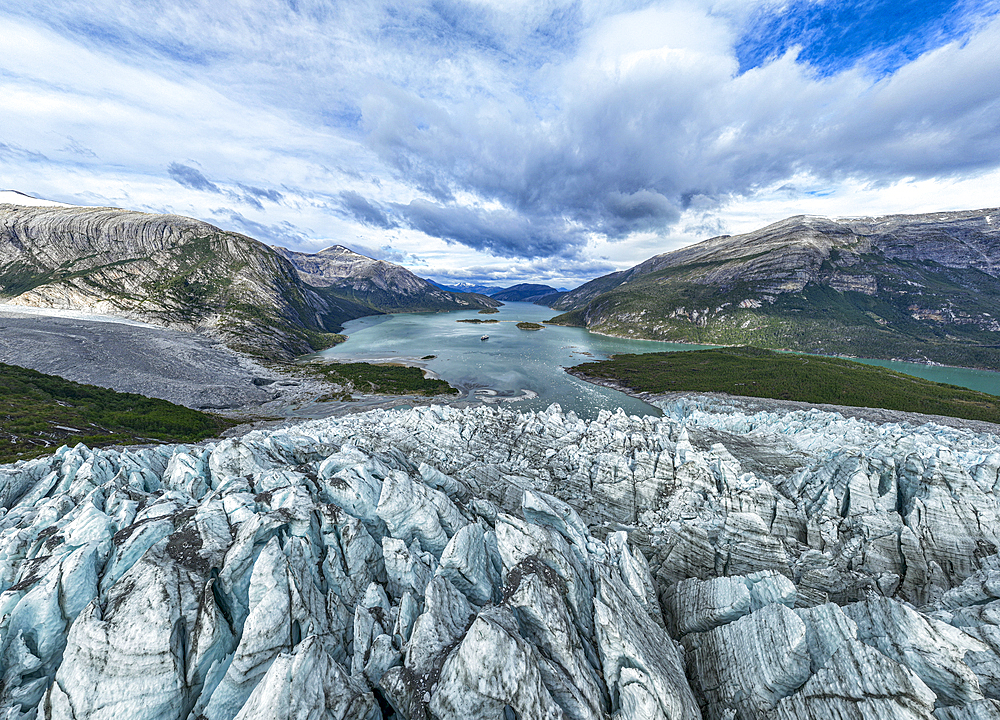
<box><xmin>2</xmin><ymin>0</ymin><xmax>999</xmax><ymax>287</ymax></box>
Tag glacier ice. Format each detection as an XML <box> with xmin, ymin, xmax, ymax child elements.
<box><xmin>2</xmin><ymin>396</ymin><xmax>1000</xmax><ymax>718</ymax></box>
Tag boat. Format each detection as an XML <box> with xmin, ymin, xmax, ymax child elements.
<box><xmin>481</xmin><ymin>334</ymin><xmax>489</xmax><ymax>341</ymax></box>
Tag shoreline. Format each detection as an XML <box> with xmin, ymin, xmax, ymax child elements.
<box><xmin>546</xmin><ymin>319</ymin><xmax>1000</xmax><ymax>375</ymax></box>
<box><xmin>566</xmin><ymin>367</ymin><xmax>1000</xmax><ymax>433</ymax></box>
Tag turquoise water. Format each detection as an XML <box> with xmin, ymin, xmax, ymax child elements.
<box><xmin>851</xmin><ymin>358</ymin><xmax>1000</xmax><ymax>396</ymax></box>
<box><xmin>319</xmin><ymin>302</ymin><xmax>1000</xmax><ymax>418</ymax></box>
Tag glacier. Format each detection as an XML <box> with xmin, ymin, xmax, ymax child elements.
<box><xmin>2</xmin><ymin>397</ymin><xmax>1000</xmax><ymax>719</ymax></box>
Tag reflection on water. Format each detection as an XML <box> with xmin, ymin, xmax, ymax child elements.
<box><xmin>319</xmin><ymin>301</ymin><xmax>1000</xmax><ymax>419</ymax></box>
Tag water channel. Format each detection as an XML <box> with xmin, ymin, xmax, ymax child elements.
<box><xmin>319</xmin><ymin>301</ymin><xmax>1000</xmax><ymax>420</ymax></box>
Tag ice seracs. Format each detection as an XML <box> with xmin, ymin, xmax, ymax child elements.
<box><xmin>4</xmin><ymin>396</ymin><xmax>1000</xmax><ymax>718</ymax></box>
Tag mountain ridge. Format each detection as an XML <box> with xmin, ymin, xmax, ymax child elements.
<box><xmin>275</xmin><ymin>244</ymin><xmax>500</xmax><ymax>313</ymax></box>
<box><xmin>490</xmin><ymin>282</ymin><xmax>560</xmax><ymax>302</ymax></box>
<box><xmin>0</xmin><ymin>202</ymin><xmax>354</xmax><ymax>359</ymax></box>
<box><xmin>546</xmin><ymin>207</ymin><xmax>1000</xmax><ymax>368</ymax></box>
<box><xmin>0</xmin><ymin>201</ymin><xmax>497</xmax><ymax>359</ymax></box>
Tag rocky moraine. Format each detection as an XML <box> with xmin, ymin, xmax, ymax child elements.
<box><xmin>2</xmin><ymin>396</ymin><xmax>1000</xmax><ymax>719</ymax></box>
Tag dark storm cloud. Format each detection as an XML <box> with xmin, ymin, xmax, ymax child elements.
<box><xmin>394</xmin><ymin>199</ymin><xmax>580</xmax><ymax>259</ymax></box>
<box><xmin>339</xmin><ymin>190</ymin><xmax>395</xmax><ymax>229</ymax></box>
<box><xmin>168</xmin><ymin>163</ymin><xmax>220</xmax><ymax>193</ymax></box>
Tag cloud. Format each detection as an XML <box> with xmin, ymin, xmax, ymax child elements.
<box><xmin>168</xmin><ymin>163</ymin><xmax>286</xmax><ymax>210</ymax></box>
<box><xmin>168</xmin><ymin>162</ymin><xmax>220</xmax><ymax>193</ymax></box>
<box><xmin>339</xmin><ymin>190</ymin><xmax>395</xmax><ymax>228</ymax></box>
<box><xmin>0</xmin><ymin>142</ymin><xmax>48</xmax><ymax>163</ymax></box>
<box><xmin>210</xmin><ymin>208</ymin><xmax>309</xmax><ymax>247</ymax></box>
<box><xmin>394</xmin><ymin>199</ymin><xmax>582</xmax><ymax>259</ymax></box>
<box><xmin>239</xmin><ymin>184</ymin><xmax>283</xmax><ymax>203</ymax></box>
<box><xmin>58</xmin><ymin>136</ymin><xmax>98</xmax><ymax>159</ymax></box>
<box><xmin>426</xmin><ymin>256</ymin><xmax>619</xmax><ymax>289</ymax></box>
<box><xmin>357</xmin><ymin>3</ymin><xmax>1000</xmax><ymax>256</ymax></box>
<box><xmin>2</xmin><ymin>1</ymin><xmax>1000</xmax><ymax>285</ymax></box>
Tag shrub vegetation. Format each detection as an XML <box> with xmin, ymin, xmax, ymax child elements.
<box><xmin>309</xmin><ymin>362</ymin><xmax>458</xmax><ymax>397</ymax></box>
<box><xmin>569</xmin><ymin>346</ymin><xmax>1000</xmax><ymax>424</ymax></box>
<box><xmin>0</xmin><ymin>362</ymin><xmax>235</xmax><ymax>463</ymax></box>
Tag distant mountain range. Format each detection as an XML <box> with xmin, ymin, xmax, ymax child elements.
<box><xmin>429</xmin><ymin>280</ymin><xmax>507</xmax><ymax>296</ymax></box>
<box><xmin>15</xmin><ymin>193</ymin><xmax>998</xmax><ymax>370</ymax></box>
<box><xmin>0</xmin><ymin>199</ymin><xmax>496</xmax><ymax>359</ymax></box>
<box><xmin>431</xmin><ymin>279</ymin><xmax>566</xmax><ymax>301</ymax></box>
<box><xmin>546</xmin><ymin>208</ymin><xmax>1000</xmax><ymax>368</ymax></box>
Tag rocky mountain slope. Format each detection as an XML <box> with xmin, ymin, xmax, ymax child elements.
<box><xmin>547</xmin><ymin>208</ymin><xmax>1000</xmax><ymax>368</ymax></box>
<box><xmin>4</xmin><ymin>397</ymin><xmax>1000</xmax><ymax>719</ymax></box>
<box><xmin>490</xmin><ymin>283</ymin><xmax>560</xmax><ymax>302</ymax></box>
<box><xmin>0</xmin><ymin>204</ymin><xmax>366</xmax><ymax>359</ymax></box>
<box><xmin>276</xmin><ymin>245</ymin><xmax>500</xmax><ymax>314</ymax></box>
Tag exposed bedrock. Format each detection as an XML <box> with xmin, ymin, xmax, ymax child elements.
<box><xmin>2</xmin><ymin>395</ymin><xmax>1000</xmax><ymax>718</ymax></box>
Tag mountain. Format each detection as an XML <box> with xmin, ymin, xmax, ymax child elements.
<box><xmin>276</xmin><ymin>245</ymin><xmax>500</xmax><ymax>313</ymax></box>
<box><xmin>0</xmin><ymin>203</ymin><xmax>365</xmax><ymax>359</ymax></box>
<box><xmin>547</xmin><ymin>208</ymin><xmax>1000</xmax><ymax>368</ymax></box>
<box><xmin>428</xmin><ymin>279</ymin><xmax>507</xmax><ymax>296</ymax></box>
<box><xmin>0</xmin><ymin>190</ymin><xmax>75</xmax><ymax>208</ymax></box>
<box><xmin>489</xmin><ymin>282</ymin><xmax>560</xmax><ymax>302</ymax></box>
<box><xmin>0</xmin><ymin>200</ymin><xmax>498</xmax><ymax>360</ymax></box>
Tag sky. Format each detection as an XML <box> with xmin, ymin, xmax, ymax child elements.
<box><xmin>2</xmin><ymin>0</ymin><xmax>1000</xmax><ymax>289</ymax></box>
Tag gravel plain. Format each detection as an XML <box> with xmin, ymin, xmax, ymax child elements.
<box><xmin>0</xmin><ymin>307</ymin><xmax>483</xmax><ymax>429</ymax></box>
<box><xmin>0</xmin><ymin>307</ymin><xmax>327</xmax><ymax>411</ymax></box>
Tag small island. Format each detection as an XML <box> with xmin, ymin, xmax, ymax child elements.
<box><xmin>516</xmin><ymin>322</ymin><xmax>544</xmax><ymax>330</ymax></box>
<box><xmin>310</xmin><ymin>361</ymin><xmax>459</xmax><ymax>398</ymax></box>
<box><xmin>478</xmin><ymin>308</ymin><xmax>500</xmax><ymax>314</ymax></box>
<box><xmin>457</xmin><ymin>318</ymin><xmax>499</xmax><ymax>324</ymax></box>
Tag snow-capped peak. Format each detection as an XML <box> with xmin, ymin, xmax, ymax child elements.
<box><xmin>0</xmin><ymin>190</ymin><xmax>78</xmax><ymax>208</ymax></box>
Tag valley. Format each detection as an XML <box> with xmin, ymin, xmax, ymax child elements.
<box><xmin>0</xmin><ymin>203</ymin><xmax>497</xmax><ymax>362</ymax></box>
<box><xmin>8</xmin><ymin>195</ymin><xmax>1000</xmax><ymax>720</ymax></box>
<box><xmin>5</xmin><ymin>3</ymin><xmax>999</xmax><ymax>718</ymax></box>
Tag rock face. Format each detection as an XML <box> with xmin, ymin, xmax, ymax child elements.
<box><xmin>0</xmin><ymin>204</ymin><xmax>361</xmax><ymax>359</ymax></box>
<box><xmin>4</xmin><ymin>396</ymin><xmax>1000</xmax><ymax>718</ymax></box>
<box><xmin>545</xmin><ymin>208</ymin><xmax>1000</xmax><ymax>368</ymax></box>
<box><xmin>0</xmin><ymin>203</ymin><xmax>495</xmax><ymax>360</ymax></box>
<box><xmin>276</xmin><ymin>245</ymin><xmax>500</xmax><ymax>313</ymax></box>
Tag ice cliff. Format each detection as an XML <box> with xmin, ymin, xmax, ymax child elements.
<box><xmin>3</xmin><ymin>397</ymin><xmax>1000</xmax><ymax>719</ymax></box>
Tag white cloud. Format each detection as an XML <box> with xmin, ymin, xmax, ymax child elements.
<box><xmin>1</xmin><ymin>1</ymin><xmax>999</xmax><ymax>286</ymax></box>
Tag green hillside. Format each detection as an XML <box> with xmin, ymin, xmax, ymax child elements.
<box><xmin>546</xmin><ymin>210</ymin><xmax>1000</xmax><ymax>370</ymax></box>
<box><xmin>569</xmin><ymin>347</ymin><xmax>1000</xmax><ymax>424</ymax></box>
<box><xmin>550</xmin><ymin>259</ymin><xmax>1000</xmax><ymax>369</ymax></box>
